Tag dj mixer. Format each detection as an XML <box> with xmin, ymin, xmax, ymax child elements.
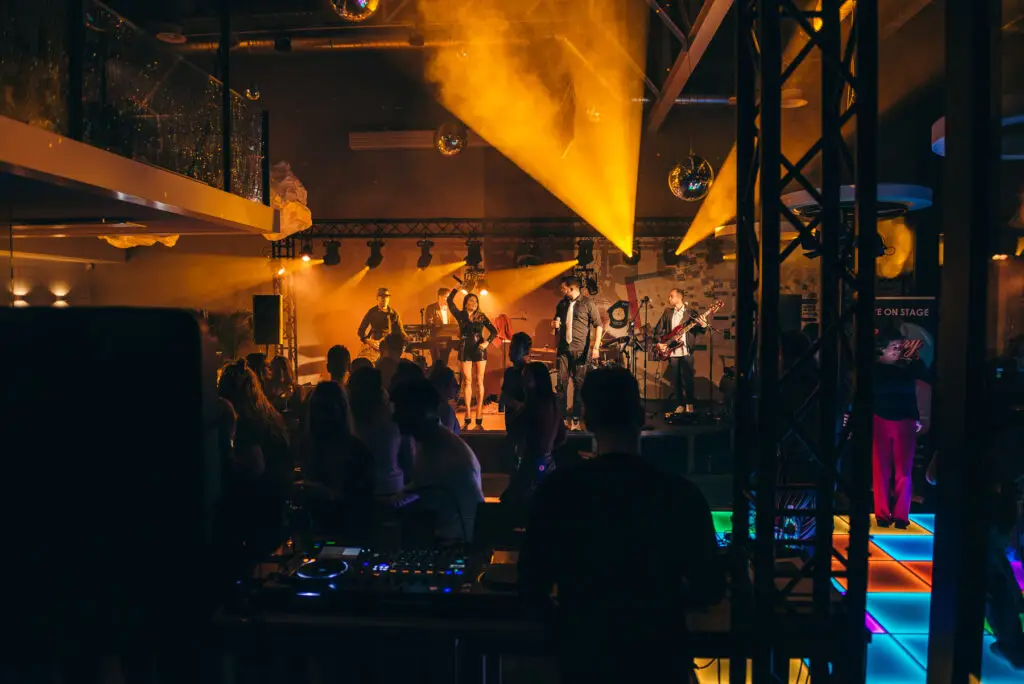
<box><xmin>235</xmin><ymin>539</ymin><xmax>522</xmax><ymax>617</ymax></box>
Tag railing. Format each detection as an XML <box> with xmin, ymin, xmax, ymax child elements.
<box><xmin>0</xmin><ymin>0</ymin><xmax>266</xmax><ymax>204</ymax></box>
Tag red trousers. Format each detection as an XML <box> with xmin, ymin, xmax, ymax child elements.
<box><xmin>872</xmin><ymin>415</ymin><xmax>917</xmax><ymax>523</ymax></box>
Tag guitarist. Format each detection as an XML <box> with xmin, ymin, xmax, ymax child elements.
<box><xmin>356</xmin><ymin>287</ymin><xmax>406</xmax><ymax>362</ymax></box>
<box><xmin>653</xmin><ymin>288</ymin><xmax>708</xmax><ymax>415</ymax></box>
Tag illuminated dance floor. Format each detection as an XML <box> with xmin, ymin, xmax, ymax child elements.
<box><xmin>699</xmin><ymin>513</ymin><xmax>1024</xmax><ymax>682</ymax></box>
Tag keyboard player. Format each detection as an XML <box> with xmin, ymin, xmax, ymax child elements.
<box><xmin>425</xmin><ymin>287</ymin><xmax>460</xmax><ymax>366</ymax></box>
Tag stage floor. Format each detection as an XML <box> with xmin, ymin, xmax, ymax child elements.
<box><xmin>695</xmin><ymin>513</ymin><xmax>1024</xmax><ymax>682</ymax></box>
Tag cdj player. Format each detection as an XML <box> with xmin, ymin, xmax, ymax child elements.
<box><xmin>235</xmin><ymin>539</ymin><xmax>522</xmax><ymax>617</ymax></box>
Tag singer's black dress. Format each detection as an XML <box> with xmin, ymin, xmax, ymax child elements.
<box><xmin>447</xmin><ymin>289</ymin><xmax>498</xmax><ymax>363</ymax></box>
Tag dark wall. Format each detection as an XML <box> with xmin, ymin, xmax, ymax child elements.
<box><xmin>232</xmin><ymin>50</ymin><xmax>736</xmax><ymax>221</ymax></box>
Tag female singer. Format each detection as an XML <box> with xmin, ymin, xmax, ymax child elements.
<box><xmin>448</xmin><ymin>288</ymin><xmax>498</xmax><ymax>429</ymax></box>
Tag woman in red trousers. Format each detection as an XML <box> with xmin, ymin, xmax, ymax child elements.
<box><xmin>873</xmin><ymin>331</ymin><xmax>923</xmax><ymax>529</ymax></box>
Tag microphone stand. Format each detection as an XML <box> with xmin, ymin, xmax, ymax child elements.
<box><xmin>641</xmin><ymin>297</ymin><xmax>653</xmax><ymax>417</ymax></box>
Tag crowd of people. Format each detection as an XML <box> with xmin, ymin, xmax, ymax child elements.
<box><xmin>212</xmin><ymin>329</ymin><xmax>725</xmax><ymax>682</ymax></box>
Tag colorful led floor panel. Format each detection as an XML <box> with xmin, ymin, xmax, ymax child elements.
<box><xmin>707</xmin><ymin>513</ymin><xmax>1024</xmax><ymax>682</ymax></box>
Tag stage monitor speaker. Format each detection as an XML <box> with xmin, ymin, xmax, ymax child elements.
<box><xmin>0</xmin><ymin>308</ymin><xmax>219</xmax><ymax>652</ymax></box>
<box><xmin>253</xmin><ymin>294</ymin><xmax>283</xmax><ymax>345</ymax></box>
<box><xmin>780</xmin><ymin>294</ymin><xmax>803</xmax><ymax>334</ymax></box>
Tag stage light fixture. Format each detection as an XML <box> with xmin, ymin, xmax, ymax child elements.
<box><xmin>416</xmin><ymin>240</ymin><xmax>435</xmax><ymax>269</ymax></box>
<box><xmin>516</xmin><ymin>241</ymin><xmax>542</xmax><ymax>268</ymax></box>
<box><xmin>300</xmin><ymin>239</ymin><xmax>314</xmax><ymax>262</ymax></box>
<box><xmin>622</xmin><ymin>240</ymin><xmax>641</xmax><ymax>266</ymax></box>
<box><xmin>465</xmin><ymin>239</ymin><xmax>483</xmax><ymax>268</ymax></box>
<box><xmin>366</xmin><ymin>240</ymin><xmax>384</xmax><ymax>269</ymax></box>
<box><xmin>575</xmin><ymin>239</ymin><xmax>594</xmax><ymax>268</ymax></box>
<box><xmin>323</xmin><ymin>240</ymin><xmax>341</xmax><ymax>267</ymax></box>
<box><xmin>663</xmin><ymin>240</ymin><xmax>681</xmax><ymax>266</ymax></box>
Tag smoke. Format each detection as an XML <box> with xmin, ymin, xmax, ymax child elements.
<box><xmin>416</xmin><ymin>0</ymin><xmax>648</xmax><ymax>255</ymax></box>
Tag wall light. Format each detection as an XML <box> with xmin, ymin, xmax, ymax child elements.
<box><xmin>13</xmin><ymin>297</ymin><xmax>29</xmax><ymax>308</ymax></box>
<box><xmin>992</xmin><ymin>253</ymin><xmax>1009</xmax><ymax>261</ymax></box>
<box><xmin>53</xmin><ymin>299</ymin><xmax>69</xmax><ymax>308</ymax></box>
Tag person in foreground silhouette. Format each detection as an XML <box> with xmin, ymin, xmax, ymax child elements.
<box><xmin>518</xmin><ymin>366</ymin><xmax>724</xmax><ymax>684</ymax></box>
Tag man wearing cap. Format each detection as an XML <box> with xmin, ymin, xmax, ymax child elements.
<box><xmin>356</xmin><ymin>288</ymin><xmax>406</xmax><ymax>362</ymax></box>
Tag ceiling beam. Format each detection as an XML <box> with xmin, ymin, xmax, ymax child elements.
<box><xmin>646</xmin><ymin>0</ymin><xmax>734</xmax><ymax>134</ymax></box>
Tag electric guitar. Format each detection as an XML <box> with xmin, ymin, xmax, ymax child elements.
<box><xmin>653</xmin><ymin>299</ymin><xmax>724</xmax><ymax>361</ymax></box>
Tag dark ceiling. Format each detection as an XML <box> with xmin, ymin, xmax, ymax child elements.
<box><xmin>94</xmin><ymin>0</ymin><xmax>1024</xmax><ymax>223</ymax></box>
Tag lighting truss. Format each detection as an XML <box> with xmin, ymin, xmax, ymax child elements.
<box><xmin>294</xmin><ymin>218</ymin><xmax>692</xmax><ymax>240</ymax></box>
<box><xmin>270</xmin><ymin>238</ymin><xmax>299</xmax><ymax>380</ymax></box>
<box><xmin>733</xmin><ymin>1</ymin><xmax>876</xmax><ymax>682</ymax></box>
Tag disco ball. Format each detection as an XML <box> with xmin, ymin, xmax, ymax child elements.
<box><xmin>330</xmin><ymin>0</ymin><xmax>379</xmax><ymax>23</ymax></box>
<box><xmin>434</xmin><ymin>122</ymin><xmax>468</xmax><ymax>157</ymax></box>
<box><xmin>668</xmin><ymin>154</ymin><xmax>715</xmax><ymax>201</ymax></box>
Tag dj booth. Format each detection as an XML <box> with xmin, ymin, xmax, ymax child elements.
<box><xmin>214</xmin><ymin>538</ymin><xmax>851</xmax><ymax>684</ymax></box>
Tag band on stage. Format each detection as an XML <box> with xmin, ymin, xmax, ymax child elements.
<box><xmin>354</xmin><ymin>280</ymin><xmax>715</xmax><ymax>423</ymax></box>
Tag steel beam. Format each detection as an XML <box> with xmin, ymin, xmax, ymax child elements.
<box><xmin>734</xmin><ymin>0</ymin><xmax>876</xmax><ymax>679</ymax></box>
<box><xmin>646</xmin><ymin>0</ymin><xmax>735</xmax><ymax>133</ymax></box>
<box><xmin>219</xmin><ymin>0</ymin><xmax>232</xmax><ymax>194</ymax></box>
<box><xmin>926</xmin><ymin>0</ymin><xmax>1001</xmax><ymax>680</ymax></box>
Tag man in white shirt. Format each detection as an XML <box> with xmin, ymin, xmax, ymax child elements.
<box><xmin>426</xmin><ymin>287</ymin><xmax>459</xmax><ymax>366</ymax></box>
<box><xmin>391</xmin><ymin>378</ymin><xmax>484</xmax><ymax>542</ymax></box>
<box><xmin>653</xmin><ymin>289</ymin><xmax>707</xmax><ymax>414</ymax></box>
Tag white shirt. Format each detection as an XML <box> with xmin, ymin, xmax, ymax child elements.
<box><xmin>671</xmin><ymin>305</ymin><xmax>688</xmax><ymax>358</ymax></box>
<box><xmin>440</xmin><ymin>305</ymin><xmax>449</xmax><ymax>326</ymax></box>
<box><xmin>566</xmin><ymin>297</ymin><xmax>577</xmax><ymax>344</ymax></box>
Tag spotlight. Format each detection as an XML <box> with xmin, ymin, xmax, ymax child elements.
<box><xmin>416</xmin><ymin>240</ymin><xmax>434</xmax><ymax>269</ymax></box>
<box><xmin>622</xmin><ymin>240</ymin><xmax>641</xmax><ymax>266</ymax></box>
<box><xmin>516</xmin><ymin>241</ymin><xmax>542</xmax><ymax>268</ymax></box>
<box><xmin>366</xmin><ymin>239</ymin><xmax>384</xmax><ymax>269</ymax></box>
<box><xmin>300</xmin><ymin>238</ymin><xmax>314</xmax><ymax>262</ymax></box>
<box><xmin>323</xmin><ymin>240</ymin><xmax>341</xmax><ymax>267</ymax></box>
<box><xmin>277</xmin><ymin>267</ymin><xmax>286</xmax><ymax>276</ymax></box>
<box><xmin>993</xmin><ymin>253</ymin><xmax>1009</xmax><ymax>261</ymax></box>
<box><xmin>465</xmin><ymin>239</ymin><xmax>483</xmax><ymax>268</ymax></box>
<box><xmin>480</xmin><ymin>288</ymin><xmax>489</xmax><ymax>296</ymax></box>
<box><xmin>575</xmin><ymin>239</ymin><xmax>594</xmax><ymax>268</ymax></box>
<box><xmin>663</xmin><ymin>240</ymin><xmax>681</xmax><ymax>266</ymax></box>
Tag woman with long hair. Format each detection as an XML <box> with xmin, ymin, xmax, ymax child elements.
<box><xmin>502</xmin><ymin>361</ymin><xmax>566</xmax><ymax>505</ymax></box>
<box><xmin>266</xmin><ymin>355</ymin><xmax>301</xmax><ymax>416</ymax></box>
<box><xmin>217</xmin><ymin>360</ymin><xmax>294</xmax><ymax>553</ymax></box>
<box><xmin>346</xmin><ymin>366</ymin><xmax>407</xmax><ymax>495</ymax></box>
<box><xmin>307</xmin><ymin>380</ymin><xmax>375</xmax><ymax>535</ymax></box>
<box><xmin>872</xmin><ymin>330</ymin><xmax>923</xmax><ymax>529</ymax></box>
<box><xmin>447</xmin><ymin>288</ymin><xmax>498</xmax><ymax>430</ymax></box>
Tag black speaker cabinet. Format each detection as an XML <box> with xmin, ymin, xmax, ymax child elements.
<box><xmin>253</xmin><ymin>294</ymin><xmax>283</xmax><ymax>345</ymax></box>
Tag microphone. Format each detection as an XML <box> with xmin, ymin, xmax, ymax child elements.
<box><xmin>641</xmin><ymin>296</ymin><xmax>650</xmax><ymax>303</ymax></box>
<box><xmin>452</xmin><ymin>275</ymin><xmax>464</xmax><ymax>285</ymax></box>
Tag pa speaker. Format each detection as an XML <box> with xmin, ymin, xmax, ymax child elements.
<box><xmin>253</xmin><ymin>294</ymin><xmax>283</xmax><ymax>345</ymax></box>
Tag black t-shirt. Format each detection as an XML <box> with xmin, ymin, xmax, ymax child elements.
<box><xmin>873</xmin><ymin>361</ymin><xmax>920</xmax><ymax>421</ymax></box>
<box><xmin>519</xmin><ymin>454</ymin><xmax>724</xmax><ymax>666</ymax></box>
<box><xmin>554</xmin><ymin>295</ymin><xmax>601</xmax><ymax>354</ymax></box>
<box><xmin>502</xmin><ymin>365</ymin><xmax>526</xmax><ymax>431</ymax></box>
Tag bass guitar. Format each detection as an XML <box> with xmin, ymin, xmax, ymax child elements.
<box><xmin>652</xmin><ymin>299</ymin><xmax>724</xmax><ymax>361</ymax></box>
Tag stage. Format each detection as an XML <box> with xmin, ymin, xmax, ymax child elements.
<box><xmin>453</xmin><ymin>404</ymin><xmax>734</xmax><ymax>479</ymax></box>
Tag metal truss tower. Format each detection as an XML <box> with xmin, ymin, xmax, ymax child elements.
<box><xmin>271</xmin><ymin>238</ymin><xmax>299</xmax><ymax>381</ymax></box>
<box><xmin>733</xmin><ymin>1</ymin><xmax>877</xmax><ymax>681</ymax></box>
